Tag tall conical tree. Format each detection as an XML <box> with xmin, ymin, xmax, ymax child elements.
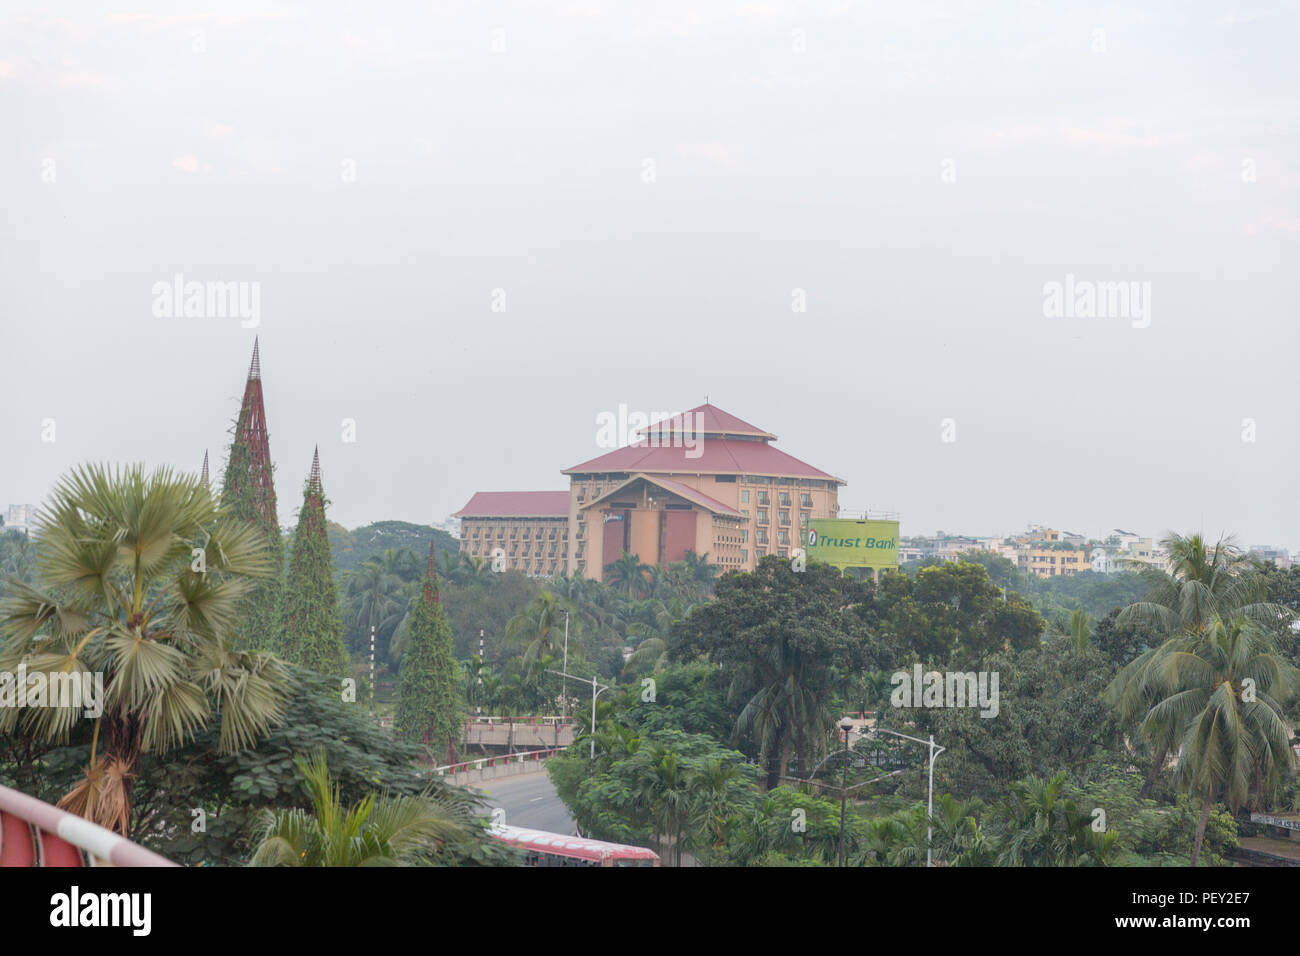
<box><xmin>220</xmin><ymin>339</ymin><xmax>284</xmax><ymax>651</ymax></box>
<box><xmin>395</xmin><ymin>544</ymin><xmax>462</xmax><ymax>764</ymax></box>
<box><xmin>280</xmin><ymin>447</ymin><xmax>349</xmax><ymax>677</ymax></box>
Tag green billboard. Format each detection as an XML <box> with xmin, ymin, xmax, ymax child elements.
<box><xmin>806</xmin><ymin>518</ymin><xmax>899</xmax><ymax>569</ymax></box>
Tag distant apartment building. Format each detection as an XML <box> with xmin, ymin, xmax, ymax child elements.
<box><xmin>1121</xmin><ymin>537</ymin><xmax>1169</xmax><ymax>572</ymax></box>
<box><xmin>1012</xmin><ymin>528</ymin><xmax>1089</xmax><ymax>578</ymax></box>
<box><xmin>3</xmin><ymin>504</ymin><xmax>36</xmax><ymax>535</ymax></box>
<box><xmin>1019</xmin><ymin>544</ymin><xmax>1088</xmax><ymax>578</ymax></box>
<box><xmin>1250</xmin><ymin>546</ymin><xmax>1293</xmax><ymax>569</ymax></box>
<box><xmin>456</xmin><ymin>404</ymin><xmax>845</xmax><ymax>582</ymax></box>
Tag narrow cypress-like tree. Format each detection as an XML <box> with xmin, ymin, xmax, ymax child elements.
<box><xmin>220</xmin><ymin>339</ymin><xmax>284</xmax><ymax>652</ymax></box>
<box><xmin>280</xmin><ymin>448</ymin><xmax>349</xmax><ymax>677</ymax></box>
<box><xmin>395</xmin><ymin>545</ymin><xmax>462</xmax><ymax>763</ymax></box>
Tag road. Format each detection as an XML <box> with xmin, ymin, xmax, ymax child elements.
<box><xmin>469</xmin><ymin>771</ymin><xmax>575</xmax><ymax>835</ymax></box>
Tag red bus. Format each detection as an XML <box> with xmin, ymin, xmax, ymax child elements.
<box><xmin>490</xmin><ymin>825</ymin><xmax>660</xmax><ymax>867</ymax></box>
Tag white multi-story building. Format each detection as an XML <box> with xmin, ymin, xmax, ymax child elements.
<box><xmin>3</xmin><ymin>504</ymin><xmax>36</xmax><ymax>535</ymax></box>
<box><xmin>1090</xmin><ymin>547</ymin><xmax>1117</xmax><ymax>573</ymax></box>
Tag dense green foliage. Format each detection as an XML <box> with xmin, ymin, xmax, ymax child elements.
<box><xmin>219</xmin><ymin>407</ymin><xmax>285</xmax><ymax>654</ymax></box>
<box><xmin>0</xmin><ymin>464</ymin><xmax>289</xmax><ymax>837</ymax></box>
<box><xmin>280</xmin><ymin>469</ymin><xmax>349</xmax><ymax>677</ymax></box>
<box><xmin>394</xmin><ymin>558</ymin><xmax>462</xmax><ymax>763</ymax></box>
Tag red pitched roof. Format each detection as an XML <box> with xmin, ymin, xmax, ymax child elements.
<box><xmin>567</xmin><ymin>403</ymin><xmax>841</xmax><ymax>483</ymax></box>
<box><xmin>643</xmin><ymin>403</ymin><xmax>776</xmax><ymax>441</ymax></box>
<box><xmin>455</xmin><ymin>491</ymin><xmax>570</xmax><ymax>518</ymax></box>
<box><xmin>564</xmin><ymin>438</ymin><xmax>842</xmax><ymax>483</ymax></box>
<box><xmin>578</xmin><ymin>474</ymin><xmax>742</xmax><ymax>517</ymax></box>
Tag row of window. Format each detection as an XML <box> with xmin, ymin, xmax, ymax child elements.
<box><xmin>740</xmin><ymin>490</ymin><xmax>815</xmax><ymax>508</ymax></box>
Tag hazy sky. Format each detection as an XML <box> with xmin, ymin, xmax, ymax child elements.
<box><xmin>2</xmin><ymin>2</ymin><xmax>1296</xmax><ymax>548</ymax></box>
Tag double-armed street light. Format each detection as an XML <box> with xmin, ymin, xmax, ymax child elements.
<box><xmin>867</xmin><ymin>726</ymin><xmax>946</xmax><ymax>868</ymax></box>
<box><xmin>546</xmin><ymin>668</ymin><xmax>609</xmax><ymax>759</ymax></box>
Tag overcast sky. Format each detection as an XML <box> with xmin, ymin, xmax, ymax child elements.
<box><xmin>2</xmin><ymin>1</ymin><xmax>1296</xmax><ymax>548</ymax></box>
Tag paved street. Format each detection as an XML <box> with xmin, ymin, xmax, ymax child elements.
<box><xmin>469</xmin><ymin>771</ymin><xmax>574</xmax><ymax>835</ymax></box>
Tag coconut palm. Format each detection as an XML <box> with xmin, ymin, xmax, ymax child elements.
<box><xmin>733</xmin><ymin>637</ymin><xmax>841</xmax><ymax>787</ymax></box>
<box><xmin>682</xmin><ymin>550</ymin><xmax>720</xmax><ymax>594</ymax></box>
<box><xmin>605</xmin><ymin>551</ymin><xmax>652</xmax><ymax>601</ymax></box>
<box><xmin>0</xmin><ymin>463</ymin><xmax>289</xmax><ymax>837</ymax></box>
<box><xmin>249</xmin><ymin>752</ymin><xmax>472</xmax><ymax>866</ymax></box>
<box><xmin>623</xmin><ymin>597</ymin><xmax>696</xmax><ymax>678</ymax></box>
<box><xmin>504</xmin><ymin>591</ymin><xmax>579</xmax><ymax>669</ymax></box>
<box><xmin>1107</xmin><ymin>531</ymin><xmax>1291</xmax><ymax>797</ymax></box>
<box><xmin>1142</xmin><ymin>619</ymin><xmax>1296</xmax><ymax>866</ymax></box>
<box><xmin>345</xmin><ymin>559</ymin><xmax>405</xmax><ymax>652</ymax></box>
<box><xmin>1121</xmin><ymin>533</ymin><xmax>1287</xmax><ymax>635</ymax></box>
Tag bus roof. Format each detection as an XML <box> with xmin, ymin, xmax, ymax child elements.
<box><xmin>489</xmin><ymin>825</ymin><xmax>660</xmax><ymax>863</ymax></box>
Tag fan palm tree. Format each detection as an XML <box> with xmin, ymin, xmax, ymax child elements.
<box><xmin>0</xmin><ymin>463</ymin><xmax>289</xmax><ymax>837</ymax></box>
<box><xmin>1142</xmin><ymin>619</ymin><xmax>1297</xmax><ymax>865</ymax></box>
<box><xmin>249</xmin><ymin>752</ymin><xmax>472</xmax><ymax>866</ymax></box>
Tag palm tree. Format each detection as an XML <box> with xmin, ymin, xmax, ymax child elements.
<box><xmin>733</xmin><ymin>637</ymin><xmax>840</xmax><ymax>787</ymax></box>
<box><xmin>686</xmin><ymin>758</ymin><xmax>745</xmax><ymax>855</ymax></box>
<box><xmin>623</xmin><ymin>597</ymin><xmax>696</xmax><ymax>678</ymax></box>
<box><xmin>632</xmin><ymin>742</ymin><xmax>694</xmax><ymax>866</ymax></box>
<box><xmin>995</xmin><ymin>772</ymin><xmax>1118</xmax><ymax>866</ymax></box>
<box><xmin>345</xmin><ymin>559</ymin><xmax>405</xmax><ymax>652</ymax></box>
<box><xmin>0</xmin><ymin>464</ymin><xmax>288</xmax><ymax>837</ymax></box>
<box><xmin>1107</xmin><ymin>532</ymin><xmax>1291</xmax><ymax>797</ymax></box>
<box><xmin>682</xmin><ymin>550</ymin><xmax>720</xmax><ymax>595</ymax></box>
<box><xmin>249</xmin><ymin>752</ymin><xmax>472</xmax><ymax>866</ymax></box>
<box><xmin>1122</xmin><ymin>533</ymin><xmax>1286</xmax><ymax>634</ymax></box>
<box><xmin>1142</xmin><ymin>619</ymin><xmax>1296</xmax><ymax>865</ymax></box>
<box><xmin>1062</xmin><ymin>609</ymin><xmax>1091</xmax><ymax>653</ymax></box>
<box><xmin>504</xmin><ymin>592</ymin><xmax>578</xmax><ymax>670</ymax></box>
<box><xmin>605</xmin><ymin>551</ymin><xmax>652</xmax><ymax>601</ymax></box>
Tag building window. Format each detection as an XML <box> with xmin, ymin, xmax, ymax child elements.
<box><xmin>741</xmin><ymin>530</ymin><xmax>749</xmax><ymax>543</ymax></box>
<box><xmin>778</xmin><ymin>530</ymin><xmax>790</xmax><ymax>546</ymax></box>
<box><xmin>757</xmin><ymin>492</ymin><xmax>770</xmax><ymax>506</ymax></box>
<box><xmin>778</xmin><ymin>511</ymin><xmax>790</xmax><ymax>526</ymax></box>
<box><xmin>800</xmin><ymin>493</ymin><xmax>813</xmax><ymax>508</ymax></box>
<box><xmin>741</xmin><ymin>490</ymin><xmax>750</xmax><ymax>504</ymax></box>
<box><xmin>757</xmin><ymin>510</ymin><xmax>768</xmax><ymax>524</ymax></box>
<box><xmin>779</xmin><ymin>492</ymin><xmax>791</xmax><ymax>507</ymax></box>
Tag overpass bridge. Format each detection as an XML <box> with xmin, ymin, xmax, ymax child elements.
<box><xmin>462</xmin><ymin>715</ymin><xmax>576</xmax><ymax>751</ymax></box>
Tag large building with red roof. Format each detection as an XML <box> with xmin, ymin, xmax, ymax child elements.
<box><xmin>454</xmin><ymin>404</ymin><xmax>844</xmax><ymax>582</ymax></box>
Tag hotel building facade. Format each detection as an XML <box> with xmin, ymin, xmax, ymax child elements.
<box><xmin>455</xmin><ymin>404</ymin><xmax>845</xmax><ymax>583</ymax></box>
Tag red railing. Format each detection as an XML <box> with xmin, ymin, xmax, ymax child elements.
<box><xmin>432</xmin><ymin>748</ymin><xmax>567</xmax><ymax>776</ymax></box>
<box><xmin>0</xmin><ymin>784</ymin><xmax>176</xmax><ymax>867</ymax></box>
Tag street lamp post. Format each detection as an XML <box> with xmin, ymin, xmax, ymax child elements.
<box><xmin>546</xmin><ymin>669</ymin><xmax>609</xmax><ymax>759</ymax></box>
<box><xmin>561</xmin><ymin>611</ymin><xmax>569</xmax><ymax>718</ymax></box>
<box><xmin>837</xmin><ymin>718</ymin><xmax>853</xmax><ymax>867</ymax></box>
<box><xmin>869</xmin><ymin>726</ymin><xmax>946</xmax><ymax>867</ymax></box>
